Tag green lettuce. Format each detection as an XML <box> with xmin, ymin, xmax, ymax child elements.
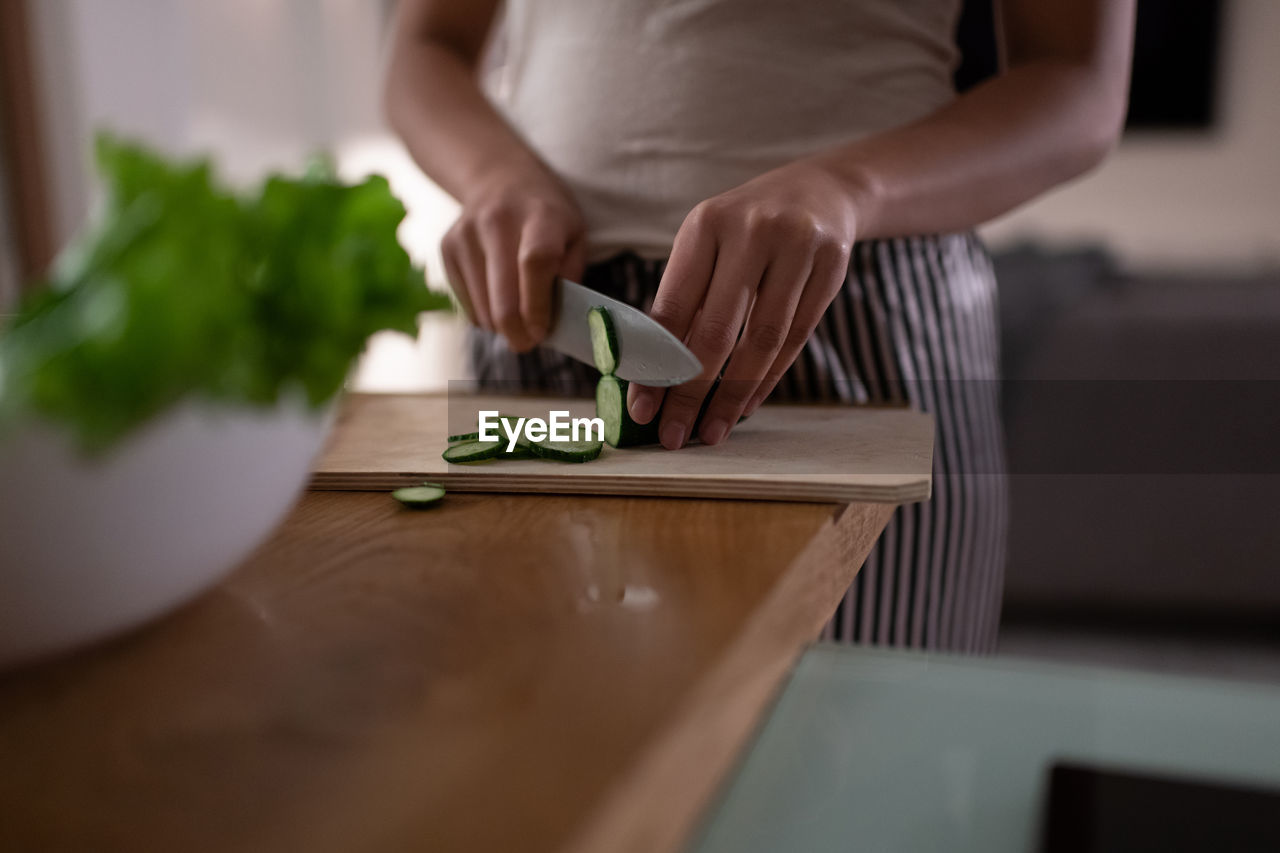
<box><xmin>0</xmin><ymin>133</ymin><xmax>450</xmax><ymax>452</ymax></box>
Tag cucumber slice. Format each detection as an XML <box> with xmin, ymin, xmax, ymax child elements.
<box><xmin>503</xmin><ymin>443</ymin><xmax>536</xmax><ymax>459</ymax></box>
<box><xmin>593</xmin><ymin>376</ymin><xmax>729</xmax><ymax>448</ymax></box>
<box><xmin>442</xmin><ymin>440</ymin><xmax>504</xmax><ymax>464</ymax></box>
<box><xmin>449</xmin><ymin>413</ymin><xmax>525</xmax><ymax>444</ymax></box>
<box><xmin>392</xmin><ymin>483</ymin><xmax>446</xmax><ymax>508</ymax></box>
<box><xmin>496</xmin><ymin>415</ymin><xmax>531</xmax><ymax>451</ymax></box>
<box><xmin>588</xmin><ymin>306</ymin><xmax>619</xmax><ymax>375</ymax></box>
<box><xmin>595</xmin><ymin>375</ymin><xmax>661</xmax><ymax>448</ymax></box>
<box><xmin>529</xmin><ymin>437</ymin><xmax>604</xmax><ymax>462</ymax></box>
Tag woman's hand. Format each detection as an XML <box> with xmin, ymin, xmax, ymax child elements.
<box><xmin>628</xmin><ymin>159</ymin><xmax>859</xmax><ymax>449</ymax></box>
<box><xmin>385</xmin><ymin>0</ymin><xmax>587</xmax><ymax>353</ymax></box>
<box><xmin>442</xmin><ymin>171</ymin><xmax>587</xmax><ymax>352</ymax></box>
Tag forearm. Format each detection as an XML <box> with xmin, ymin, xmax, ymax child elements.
<box><xmin>384</xmin><ymin>32</ymin><xmax>554</xmax><ymax>203</ymax></box>
<box><xmin>816</xmin><ymin>0</ymin><xmax>1135</xmax><ymax>241</ymax></box>
<box><xmin>815</xmin><ymin>59</ymin><xmax>1130</xmax><ymax>241</ymax></box>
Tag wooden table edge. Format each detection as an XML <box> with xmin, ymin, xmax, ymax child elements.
<box><xmin>562</xmin><ymin>500</ymin><xmax>896</xmax><ymax>853</ymax></box>
<box><xmin>308</xmin><ymin>479</ymin><xmax>928</xmax><ymax>505</ymax></box>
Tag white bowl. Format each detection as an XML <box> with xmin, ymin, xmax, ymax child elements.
<box><xmin>0</xmin><ymin>397</ymin><xmax>335</xmax><ymax>669</ymax></box>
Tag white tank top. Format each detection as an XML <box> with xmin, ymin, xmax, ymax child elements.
<box><xmin>492</xmin><ymin>0</ymin><xmax>962</xmax><ymax>261</ymax></box>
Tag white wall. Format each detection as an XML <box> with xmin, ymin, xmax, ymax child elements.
<box><xmin>29</xmin><ymin>0</ymin><xmax>389</xmax><ymax>233</ymax></box>
<box><xmin>981</xmin><ymin>0</ymin><xmax>1280</xmax><ymax>273</ymax></box>
<box><xmin>27</xmin><ymin>0</ymin><xmax>469</xmax><ymax>390</ymax></box>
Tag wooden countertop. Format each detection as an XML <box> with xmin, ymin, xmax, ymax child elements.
<box><xmin>0</xmin><ymin>484</ymin><xmax>894</xmax><ymax>852</ymax></box>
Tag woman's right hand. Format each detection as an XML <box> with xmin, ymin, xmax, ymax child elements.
<box><xmin>441</xmin><ymin>172</ymin><xmax>586</xmax><ymax>353</ymax></box>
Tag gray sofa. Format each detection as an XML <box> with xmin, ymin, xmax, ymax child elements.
<box><xmin>994</xmin><ymin>246</ymin><xmax>1280</xmax><ymax>625</ymax></box>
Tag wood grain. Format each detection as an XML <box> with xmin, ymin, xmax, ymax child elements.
<box><xmin>0</xmin><ymin>490</ymin><xmax>891</xmax><ymax>853</ymax></box>
<box><xmin>564</xmin><ymin>500</ymin><xmax>894</xmax><ymax>853</ymax></box>
<box><xmin>312</xmin><ymin>393</ymin><xmax>934</xmax><ymax>504</ymax></box>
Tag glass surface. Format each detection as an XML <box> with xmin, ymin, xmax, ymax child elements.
<box><xmin>691</xmin><ymin>645</ymin><xmax>1280</xmax><ymax>853</ymax></box>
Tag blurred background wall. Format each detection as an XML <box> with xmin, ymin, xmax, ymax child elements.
<box><xmin>23</xmin><ymin>0</ymin><xmax>466</xmax><ymax>388</ymax></box>
<box><xmin>22</xmin><ymin>1</ymin><xmax>1280</xmax><ymax>276</ymax></box>
<box><xmin>982</xmin><ymin>1</ymin><xmax>1280</xmax><ymax>273</ymax></box>
<box><xmin>27</xmin><ymin>0</ymin><xmax>389</xmax><ymax>241</ymax></box>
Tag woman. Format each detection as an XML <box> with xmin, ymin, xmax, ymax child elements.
<box><xmin>386</xmin><ymin>0</ymin><xmax>1134</xmax><ymax>652</ymax></box>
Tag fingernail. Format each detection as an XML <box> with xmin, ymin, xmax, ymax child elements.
<box><xmin>660</xmin><ymin>421</ymin><xmax>687</xmax><ymax>450</ymax></box>
<box><xmin>631</xmin><ymin>394</ymin><xmax>657</xmax><ymax>424</ymax></box>
<box><xmin>528</xmin><ymin>322</ymin><xmax>548</xmax><ymax>341</ymax></box>
<box><xmin>743</xmin><ymin>394</ymin><xmax>764</xmax><ymax>418</ymax></box>
<box><xmin>702</xmin><ymin>418</ymin><xmax>729</xmax><ymax>446</ymax></box>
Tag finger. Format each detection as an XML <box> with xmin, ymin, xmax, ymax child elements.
<box><xmin>628</xmin><ymin>204</ymin><xmax>718</xmax><ymax>426</ymax></box>
<box><xmin>449</xmin><ymin>222</ymin><xmax>494</xmax><ymax>331</ymax></box>
<box><xmin>696</xmin><ymin>250</ymin><xmax>814</xmax><ymax>445</ymax></box>
<box><xmin>478</xmin><ymin>217</ymin><xmax>532</xmax><ymax>352</ymax></box>
<box><xmin>656</xmin><ymin>238</ymin><xmax>767</xmax><ymax>449</ymax></box>
<box><xmin>560</xmin><ymin>233</ymin><xmax>587</xmax><ymax>283</ymax></box>
<box><xmin>517</xmin><ymin>215</ymin><xmax>568</xmax><ymax>344</ymax></box>
<box><xmin>627</xmin><ymin>379</ymin><xmax>663</xmax><ymax>426</ymax></box>
<box><xmin>743</xmin><ymin>242</ymin><xmax>849</xmax><ymax>418</ymax></box>
<box><xmin>441</xmin><ymin>239</ymin><xmax>476</xmax><ymax>325</ymax></box>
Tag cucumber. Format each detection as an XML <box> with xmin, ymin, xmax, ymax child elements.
<box><xmin>449</xmin><ymin>413</ymin><xmax>524</xmax><ymax>443</ymax></box>
<box><xmin>588</xmin><ymin>306</ymin><xmax>619</xmax><ymax>375</ymax></box>
<box><xmin>595</xmin><ymin>375</ymin><xmax>661</xmax><ymax>448</ymax></box>
<box><xmin>594</xmin><ymin>376</ymin><xmax>733</xmax><ymax>447</ymax></box>
<box><xmin>503</xmin><ymin>443</ymin><xmax>536</xmax><ymax>459</ymax></box>
<box><xmin>443</xmin><ymin>440</ymin><xmax>534</xmax><ymax>462</ymax></box>
<box><xmin>392</xmin><ymin>483</ymin><xmax>446</xmax><ymax>508</ymax></box>
<box><xmin>496</xmin><ymin>415</ymin><xmax>531</xmax><ymax>452</ymax></box>
<box><xmin>442</xmin><ymin>440</ymin><xmax>504</xmax><ymax>464</ymax></box>
<box><xmin>450</xmin><ymin>413</ymin><xmax>528</xmax><ymax>450</ymax></box>
<box><xmin>448</xmin><ymin>413</ymin><xmax>603</xmax><ymax>463</ymax></box>
<box><xmin>529</xmin><ymin>437</ymin><xmax>604</xmax><ymax>462</ymax></box>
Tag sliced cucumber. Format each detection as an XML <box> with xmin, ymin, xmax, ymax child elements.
<box><xmin>442</xmin><ymin>440</ymin><xmax>504</xmax><ymax>464</ymax></box>
<box><xmin>392</xmin><ymin>483</ymin><xmax>446</xmax><ymax>508</ymax></box>
<box><xmin>593</xmin><ymin>376</ymin><xmax>731</xmax><ymax>448</ymax></box>
<box><xmin>450</xmin><ymin>413</ymin><xmax>527</xmax><ymax>447</ymax></box>
<box><xmin>496</xmin><ymin>415</ymin><xmax>531</xmax><ymax>451</ymax></box>
<box><xmin>595</xmin><ymin>375</ymin><xmax>661</xmax><ymax>448</ymax></box>
<box><xmin>588</xmin><ymin>306</ymin><xmax>619</xmax><ymax>375</ymax></box>
<box><xmin>529</xmin><ymin>437</ymin><xmax>604</xmax><ymax>462</ymax></box>
<box><xmin>449</xmin><ymin>413</ymin><xmax>602</xmax><ymax>462</ymax></box>
<box><xmin>502</xmin><ymin>443</ymin><xmax>536</xmax><ymax>459</ymax></box>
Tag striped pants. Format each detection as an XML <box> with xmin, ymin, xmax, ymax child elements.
<box><xmin>470</xmin><ymin>233</ymin><xmax>1008</xmax><ymax>653</ymax></box>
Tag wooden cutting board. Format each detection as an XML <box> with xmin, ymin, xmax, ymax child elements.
<box><xmin>311</xmin><ymin>393</ymin><xmax>933</xmax><ymax>504</ymax></box>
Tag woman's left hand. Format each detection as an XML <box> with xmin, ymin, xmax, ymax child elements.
<box><xmin>627</xmin><ymin>159</ymin><xmax>860</xmax><ymax>449</ymax></box>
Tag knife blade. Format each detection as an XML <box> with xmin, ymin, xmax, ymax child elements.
<box><xmin>541</xmin><ymin>278</ymin><xmax>702</xmax><ymax>387</ymax></box>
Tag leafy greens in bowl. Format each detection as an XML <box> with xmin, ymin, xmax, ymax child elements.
<box><xmin>0</xmin><ymin>134</ymin><xmax>451</xmax><ymax>667</ymax></box>
<box><xmin>0</xmin><ymin>133</ymin><xmax>450</xmax><ymax>451</ymax></box>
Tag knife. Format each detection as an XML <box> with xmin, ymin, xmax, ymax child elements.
<box><xmin>542</xmin><ymin>278</ymin><xmax>702</xmax><ymax>387</ymax></box>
